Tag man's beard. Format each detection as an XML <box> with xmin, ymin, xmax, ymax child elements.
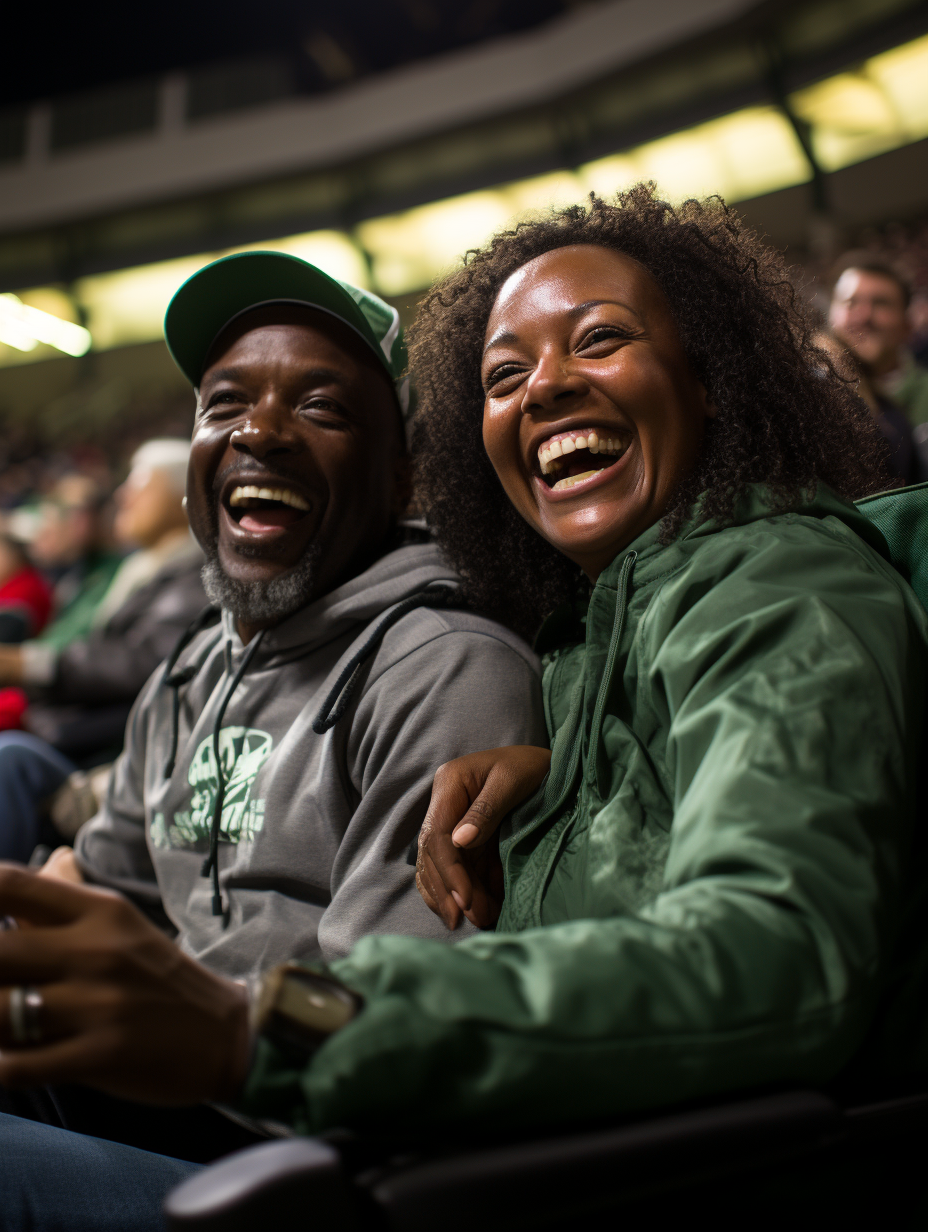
<box><xmin>201</xmin><ymin>541</ymin><xmax>321</xmax><ymax>628</ymax></box>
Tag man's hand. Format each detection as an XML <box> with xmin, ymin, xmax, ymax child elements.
<box><xmin>0</xmin><ymin>646</ymin><xmax>23</xmax><ymax>687</ymax></box>
<box><xmin>0</xmin><ymin>864</ymin><xmax>250</xmax><ymax>1105</ymax></box>
<box><xmin>38</xmin><ymin>847</ymin><xmax>84</xmax><ymax>884</ymax></box>
<box><xmin>416</xmin><ymin>746</ymin><xmax>550</xmax><ymax>931</ymax></box>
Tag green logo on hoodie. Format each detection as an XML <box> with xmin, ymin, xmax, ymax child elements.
<box><xmin>151</xmin><ymin>726</ymin><xmax>273</xmax><ymax>850</ymax></box>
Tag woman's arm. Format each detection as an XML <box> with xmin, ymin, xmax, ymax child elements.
<box><xmin>416</xmin><ymin>746</ymin><xmax>551</xmax><ymax>930</ymax></box>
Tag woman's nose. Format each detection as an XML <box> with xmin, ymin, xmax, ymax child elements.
<box><xmin>522</xmin><ymin>353</ymin><xmax>586</xmax><ymax>412</ymax></box>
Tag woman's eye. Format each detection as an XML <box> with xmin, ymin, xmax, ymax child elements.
<box><xmin>484</xmin><ymin>364</ymin><xmax>525</xmax><ymax>392</ymax></box>
<box><xmin>578</xmin><ymin>326</ymin><xmax>633</xmax><ymax>351</ymax></box>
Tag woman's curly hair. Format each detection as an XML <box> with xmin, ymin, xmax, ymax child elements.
<box><xmin>409</xmin><ymin>184</ymin><xmax>890</xmax><ymax>640</ymax></box>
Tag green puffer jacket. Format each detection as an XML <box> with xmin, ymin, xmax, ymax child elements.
<box><xmin>240</xmin><ymin>485</ymin><xmax>928</xmax><ymax>1135</ymax></box>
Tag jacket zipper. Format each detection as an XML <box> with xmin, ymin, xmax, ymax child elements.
<box><xmin>500</xmin><ymin>551</ymin><xmax>637</xmax><ymax>902</ymax></box>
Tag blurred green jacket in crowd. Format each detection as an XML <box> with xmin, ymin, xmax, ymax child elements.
<box><xmin>240</xmin><ymin>485</ymin><xmax>928</xmax><ymax>1136</ymax></box>
<box><xmin>36</xmin><ymin>550</ymin><xmax>122</xmax><ymax>652</ymax></box>
<box><xmin>882</xmin><ymin>354</ymin><xmax>928</xmax><ymax>427</ymax></box>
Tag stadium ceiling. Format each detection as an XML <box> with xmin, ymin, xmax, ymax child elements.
<box><xmin>1</xmin><ymin>0</ymin><xmax>574</xmax><ymax>110</ymax></box>
<box><xmin>0</xmin><ymin>0</ymin><xmax>926</xmax><ymax>294</ymax></box>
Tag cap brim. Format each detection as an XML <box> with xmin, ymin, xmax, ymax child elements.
<box><xmin>164</xmin><ymin>251</ymin><xmax>384</xmax><ymax>386</ymax></box>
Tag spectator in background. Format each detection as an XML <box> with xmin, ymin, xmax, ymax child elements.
<box><xmin>26</xmin><ymin>473</ymin><xmax>122</xmax><ymax>651</ymax></box>
<box><xmin>79</xmin><ymin>439</ymin><xmax>194</xmax><ymax>633</ymax></box>
<box><xmin>911</xmin><ymin>291</ymin><xmax>928</xmax><ymax>369</ymax></box>
<box><xmin>0</xmin><ymin>474</ymin><xmax>119</xmax><ymax>733</ymax></box>
<box><xmin>0</xmin><ymin>534</ymin><xmax>51</xmax><ymax>646</ymax></box>
<box><xmin>0</xmin><ymin>439</ymin><xmax>206</xmax><ymax>863</ymax></box>
<box><xmin>813</xmin><ymin>329</ymin><xmax>920</xmax><ymax>485</ymax></box>
<box><xmin>829</xmin><ymin>251</ymin><xmax>928</xmax><ymax>429</ymax></box>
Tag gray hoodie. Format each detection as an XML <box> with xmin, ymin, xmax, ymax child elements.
<box><xmin>74</xmin><ymin>542</ymin><xmax>545</xmax><ymax>985</ymax></box>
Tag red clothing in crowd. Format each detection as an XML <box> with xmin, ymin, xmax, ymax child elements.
<box><xmin>0</xmin><ymin>565</ymin><xmax>52</xmax><ymax>639</ymax></box>
<box><xmin>0</xmin><ymin>564</ymin><xmax>53</xmax><ymax>730</ymax></box>
<box><xmin>0</xmin><ymin>688</ymin><xmax>27</xmax><ymax>729</ymax></box>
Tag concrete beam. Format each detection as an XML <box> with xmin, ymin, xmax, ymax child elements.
<box><xmin>0</xmin><ymin>0</ymin><xmax>758</xmax><ymax>232</ymax></box>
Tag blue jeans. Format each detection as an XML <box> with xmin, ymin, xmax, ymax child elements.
<box><xmin>0</xmin><ymin>730</ymin><xmax>76</xmax><ymax>862</ymax></box>
<box><xmin>0</xmin><ymin>1111</ymin><xmax>199</xmax><ymax>1231</ymax></box>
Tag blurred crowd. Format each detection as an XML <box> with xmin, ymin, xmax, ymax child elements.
<box><xmin>0</xmin><ymin>438</ymin><xmax>207</xmax><ymax>862</ymax></box>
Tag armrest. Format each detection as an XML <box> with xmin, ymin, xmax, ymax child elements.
<box><xmin>167</xmin><ymin>1086</ymin><xmax>928</xmax><ymax>1231</ymax></box>
<box><xmin>370</xmin><ymin>1089</ymin><xmax>844</xmax><ymax>1229</ymax></box>
<box><xmin>165</xmin><ymin>1090</ymin><xmax>841</xmax><ymax>1231</ymax></box>
<box><xmin>163</xmin><ymin>1137</ymin><xmax>364</xmax><ymax>1232</ymax></box>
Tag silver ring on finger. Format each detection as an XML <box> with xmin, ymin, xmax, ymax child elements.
<box><xmin>9</xmin><ymin>985</ymin><xmax>43</xmax><ymax>1044</ymax></box>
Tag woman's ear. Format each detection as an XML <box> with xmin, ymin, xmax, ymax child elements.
<box><xmin>698</xmin><ymin>382</ymin><xmax>718</xmax><ymax>419</ymax></box>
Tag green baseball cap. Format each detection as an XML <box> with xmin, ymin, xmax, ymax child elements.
<box><xmin>163</xmin><ymin>251</ymin><xmax>411</xmax><ymax>417</ymax></box>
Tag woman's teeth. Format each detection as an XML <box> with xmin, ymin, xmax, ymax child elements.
<box><xmin>228</xmin><ymin>485</ymin><xmax>310</xmax><ymax>511</ymax></box>
<box><xmin>537</xmin><ymin>430</ymin><xmax>628</xmax><ymax>480</ymax></box>
<box><xmin>552</xmin><ymin>470</ymin><xmax>599</xmax><ymax>491</ymax></box>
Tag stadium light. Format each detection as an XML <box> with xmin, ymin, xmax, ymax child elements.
<box><xmin>74</xmin><ymin>231</ymin><xmax>369</xmax><ymax>352</ymax></box>
<box><xmin>0</xmin><ymin>293</ymin><xmax>91</xmax><ymax>356</ymax></box>
<box><xmin>791</xmin><ymin>33</ymin><xmax>928</xmax><ymax>173</ymax></box>
<box><xmin>580</xmin><ymin>107</ymin><xmax>809</xmax><ymax>204</ymax></box>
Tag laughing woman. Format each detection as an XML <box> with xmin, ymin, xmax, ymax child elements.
<box><xmin>253</xmin><ymin>185</ymin><xmax>928</xmax><ymax>1133</ymax></box>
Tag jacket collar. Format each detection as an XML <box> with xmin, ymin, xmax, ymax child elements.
<box><xmin>535</xmin><ymin>483</ymin><xmax>885</xmax><ymax>655</ymax></box>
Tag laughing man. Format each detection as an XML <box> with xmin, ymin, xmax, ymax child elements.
<box><xmin>0</xmin><ymin>253</ymin><xmax>544</xmax><ymax>1172</ymax></box>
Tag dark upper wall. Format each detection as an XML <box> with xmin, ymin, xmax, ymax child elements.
<box><xmin>1</xmin><ymin>0</ymin><xmax>570</xmax><ymax>109</ymax></box>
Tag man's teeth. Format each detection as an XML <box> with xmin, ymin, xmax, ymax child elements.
<box><xmin>538</xmin><ymin>431</ymin><xmax>627</xmax><ymax>475</ymax></box>
<box><xmin>552</xmin><ymin>470</ymin><xmax>599</xmax><ymax>492</ymax></box>
<box><xmin>228</xmin><ymin>485</ymin><xmax>310</xmax><ymax>511</ymax></box>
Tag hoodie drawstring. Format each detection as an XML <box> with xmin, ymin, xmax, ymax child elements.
<box><xmin>200</xmin><ymin>627</ymin><xmax>267</xmax><ymax>922</ymax></box>
<box><xmin>312</xmin><ymin>584</ymin><xmax>458</xmax><ymax>734</ymax></box>
<box><xmin>162</xmin><ymin>606</ymin><xmax>221</xmax><ymax>778</ymax></box>
<box><xmin>159</xmin><ymin>582</ymin><xmax>459</xmax><ymax>926</ymax></box>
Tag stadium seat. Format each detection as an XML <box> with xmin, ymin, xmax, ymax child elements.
<box><xmin>164</xmin><ymin>1081</ymin><xmax>928</xmax><ymax>1229</ymax></box>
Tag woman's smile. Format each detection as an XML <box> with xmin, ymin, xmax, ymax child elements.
<box><xmin>532</xmin><ymin>425</ymin><xmax>633</xmax><ymax>495</ymax></box>
<box><xmin>481</xmin><ymin>244</ymin><xmax>714</xmax><ymax>580</ymax></box>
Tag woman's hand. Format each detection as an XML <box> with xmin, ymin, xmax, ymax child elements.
<box><xmin>416</xmin><ymin>746</ymin><xmax>551</xmax><ymax>931</ymax></box>
<box><xmin>0</xmin><ymin>864</ymin><xmax>250</xmax><ymax>1105</ymax></box>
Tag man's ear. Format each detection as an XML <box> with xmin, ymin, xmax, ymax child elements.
<box><xmin>391</xmin><ymin>452</ymin><xmax>414</xmax><ymax>518</ymax></box>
